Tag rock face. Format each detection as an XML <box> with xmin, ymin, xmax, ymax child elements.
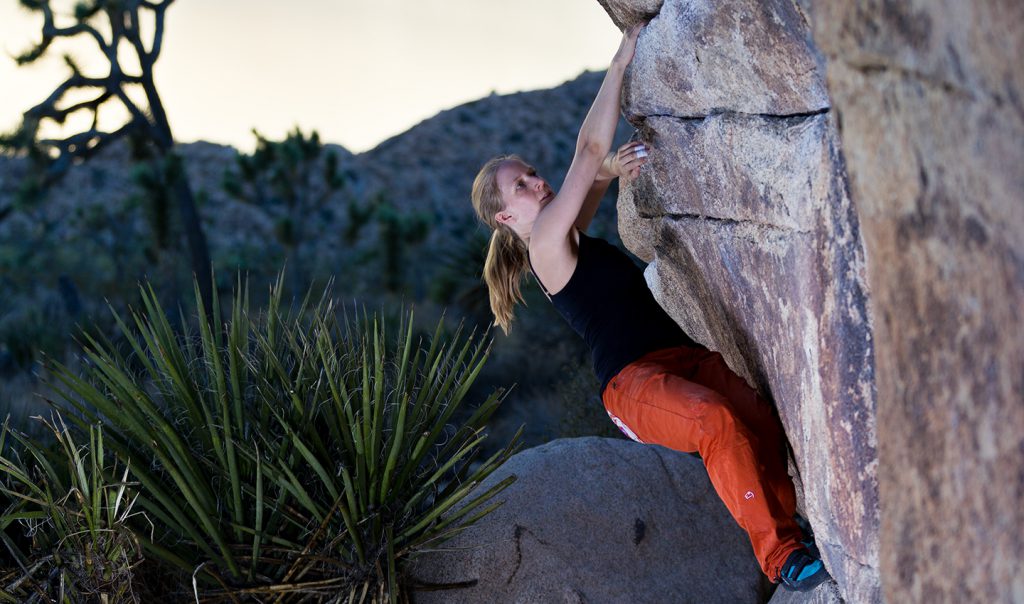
<box><xmin>768</xmin><ymin>581</ymin><xmax>844</xmax><ymax>604</ymax></box>
<box><xmin>603</xmin><ymin>0</ymin><xmax>1024</xmax><ymax>602</ymax></box>
<box><xmin>606</xmin><ymin>1</ymin><xmax>879</xmax><ymax>602</ymax></box>
<box><xmin>620</xmin><ymin>0</ymin><xmax>829</xmax><ymax>118</ymax></box>
<box><xmin>807</xmin><ymin>2</ymin><xmax>1024</xmax><ymax>602</ymax></box>
<box><xmin>410</xmin><ymin>438</ymin><xmax>772</xmax><ymax>603</ymax></box>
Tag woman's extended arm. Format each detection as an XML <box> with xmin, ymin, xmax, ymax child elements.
<box><xmin>531</xmin><ymin>23</ymin><xmax>644</xmax><ymax>249</ymax></box>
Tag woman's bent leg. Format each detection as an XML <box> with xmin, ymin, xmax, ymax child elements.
<box><xmin>685</xmin><ymin>349</ymin><xmax>798</xmax><ymax>520</ymax></box>
<box><xmin>603</xmin><ymin>350</ymin><xmax>803</xmax><ymax>580</ymax></box>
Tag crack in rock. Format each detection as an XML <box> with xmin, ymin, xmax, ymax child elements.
<box><xmin>506</xmin><ymin>524</ymin><xmax>553</xmax><ymax>586</ymax></box>
<box><xmin>506</xmin><ymin>524</ymin><xmax>525</xmax><ymax>585</ymax></box>
<box><xmin>658</xmin><ymin>212</ymin><xmax>814</xmax><ymax>236</ymax></box>
<box><xmin>636</xmin><ymin>106</ymin><xmax>830</xmax><ymax>124</ymax></box>
<box><xmin>633</xmin><ymin>517</ymin><xmax>647</xmax><ymax>545</ymax></box>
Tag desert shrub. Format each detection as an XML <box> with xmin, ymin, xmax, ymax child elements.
<box><xmin>0</xmin><ymin>416</ymin><xmax>143</xmax><ymax>603</ymax></box>
<box><xmin>39</xmin><ymin>274</ymin><xmax>517</xmax><ymax>602</ymax></box>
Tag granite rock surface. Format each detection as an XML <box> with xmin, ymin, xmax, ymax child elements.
<box><xmin>809</xmin><ymin>2</ymin><xmax>1024</xmax><ymax>602</ymax></box>
<box><xmin>602</xmin><ymin>0</ymin><xmax>1024</xmax><ymax>601</ymax></box>
<box><xmin>604</xmin><ymin>0</ymin><xmax>880</xmax><ymax>601</ymax></box>
<box><xmin>409</xmin><ymin>437</ymin><xmax>773</xmax><ymax>604</ymax></box>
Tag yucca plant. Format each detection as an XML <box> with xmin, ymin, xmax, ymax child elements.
<box><xmin>0</xmin><ymin>415</ymin><xmax>143</xmax><ymax>603</ymax></box>
<box><xmin>45</xmin><ymin>274</ymin><xmax>518</xmax><ymax>602</ymax></box>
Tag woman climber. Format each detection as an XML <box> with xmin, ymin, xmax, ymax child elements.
<box><xmin>469</xmin><ymin>22</ymin><xmax>830</xmax><ymax>593</ymax></box>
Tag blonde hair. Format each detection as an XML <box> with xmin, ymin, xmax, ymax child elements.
<box><xmin>471</xmin><ymin>155</ymin><xmax>529</xmax><ymax>335</ymax></box>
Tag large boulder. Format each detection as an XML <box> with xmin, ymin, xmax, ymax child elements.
<box><xmin>409</xmin><ymin>437</ymin><xmax>773</xmax><ymax>603</ymax></box>
<box><xmin>807</xmin><ymin>2</ymin><xmax>1024</xmax><ymax>602</ymax></box>
<box><xmin>601</xmin><ymin>0</ymin><xmax>1024</xmax><ymax>602</ymax></box>
<box><xmin>603</xmin><ymin>0</ymin><xmax>879</xmax><ymax>601</ymax></box>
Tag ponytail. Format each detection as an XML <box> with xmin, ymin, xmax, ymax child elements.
<box><xmin>483</xmin><ymin>225</ymin><xmax>529</xmax><ymax>334</ymax></box>
<box><xmin>471</xmin><ymin>154</ymin><xmax>530</xmax><ymax>334</ymax></box>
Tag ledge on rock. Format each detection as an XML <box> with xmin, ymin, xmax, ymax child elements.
<box><xmin>626</xmin><ymin>113</ymin><xmax>834</xmax><ymax>233</ymax></box>
<box><xmin>597</xmin><ymin>0</ymin><xmax>664</xmax><ymax>30</ymax></box>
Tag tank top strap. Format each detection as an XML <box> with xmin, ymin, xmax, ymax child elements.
<box><xmin>527</xmin><ymin>229</ymin><xmax>584</xmax><ymax>301</ymax></box>
<box><xmin>527</xmin><ymin>252</ymin><xmax>553</xmax><ymax>301</ymax></box>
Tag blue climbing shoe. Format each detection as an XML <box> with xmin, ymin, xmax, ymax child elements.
<box><xmin>793</xmin><ymin>514</ymin><xmax>820</xmax><ymax>558</ymax></box>
<box><xmin>801</xmin><ymin>538</ymin><xmax>820</xmax><ymax>559</ymax></box>
<box><xmin>778</xmin><ymin>548</ymin><xmax>831</xmax><ymax>592</ymax></box>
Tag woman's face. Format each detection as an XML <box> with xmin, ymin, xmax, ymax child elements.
<box><xmin>493</xmin><ymin>160</ymin><xmax>554</xmax><ymax>229</ymax></box>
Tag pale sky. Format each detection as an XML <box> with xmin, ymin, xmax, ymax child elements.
<box><xmin>0</xmin><ymin>1</ymin><xmax>623</xmax><ymax>152</ymax></box>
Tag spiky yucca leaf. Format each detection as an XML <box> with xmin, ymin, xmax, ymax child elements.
<box><xmin>45</xmin><ymin>274</ymin><xmax>518</xmax><ymax>602</ymax></box>
<box><xmin>0</xmin><ymin>415</ymin><xmax>143</xmax><ymax>603</ymax></box>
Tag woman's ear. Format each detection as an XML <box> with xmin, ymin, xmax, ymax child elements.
<box><xmin>494</xmin><ymin>210</ymin><xmax>514</xmax><ymax>226</ymax></box>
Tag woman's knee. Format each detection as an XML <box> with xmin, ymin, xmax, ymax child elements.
<box><xmin>697</xmin><ymin>398</ymin><xmax>757</xmax><ymax>450</ymax></box>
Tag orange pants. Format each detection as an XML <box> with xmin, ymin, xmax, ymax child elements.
<box><xmin>602</xmin><ymin>345</ymin><xmax>802</xmax><ymax>580</ymax></box>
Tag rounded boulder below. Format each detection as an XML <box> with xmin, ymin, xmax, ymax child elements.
<box><xmin>408</xmin><ymin>437</ymin><xmax>773</xmax><ymax>603</ymax></box>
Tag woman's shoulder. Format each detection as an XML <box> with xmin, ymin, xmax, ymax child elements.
<box><xmin>528</xmin><ymin>228</ymin><xmax>582</xmax><ymax>296</ymax></box>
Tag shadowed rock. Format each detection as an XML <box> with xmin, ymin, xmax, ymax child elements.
<box><xmin>809</xmin><ymin>2</ymin><xmax>1024</xmax><ymax>602</ymax></box>
<box><xmin>409</xmin><ymin>437</ymin><xmax>772</xmax><ymax>604</ymax></box>
<box><xmin>768</xmin><ymin>580</ymin><xmax>844</xmax><ymax>604</ymax></box>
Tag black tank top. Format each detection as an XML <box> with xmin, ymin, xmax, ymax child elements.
<box><xmin>531</xmin><ymin>232</ymin><xmax>696</xmax><ymax>392</ymax></box>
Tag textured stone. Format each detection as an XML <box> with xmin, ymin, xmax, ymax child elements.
<box><xmin>602</xmin><ymin>0</ymin><xmax>1024</xmax><ymax>600</ymax></box>
<box><xmin>596</xmin><ymin>0</ymin><xmax>664</xmax><ymax>31</ymax></box>
<box><xmin>809</xmin><ymin>0</ymin><xmax>1023</xmax><ymax>108</ymax></box>
<box><xmin>617</xmin><ymin>79</ymin><xmax>835</xmax><ymax>267</ymax></box>
<box><xmin>768</xmin><ymin>580</ymin><xmax>844</xmax><ymax>604</ymax></box>
<box><xmin>600</xmin><ymin>0</ymin><xmax>880</xmax><ymax>601</ymax></box>
<box><xmin>409</xmin><ymin>437</ymin><xmax>773</xmax><ymax>603</ymax></box>
<box><xmin>643</xmin><ymin>204</ymin><xmax>878</xmax><ymax>604</ymax></box>
<box><xmin>812</xmin><ymin>7</ymin><xmax>1024</xmax><ymax>599</ymax></box>
<box><xmin>622</xmin><ymin>0</ymin><xmax>829</xmax><ymax>120</ymax></box>
<box><xmin>629</xmin><ymin>113</ymin><xmax>832</xmax><ymax>232</ymax></box>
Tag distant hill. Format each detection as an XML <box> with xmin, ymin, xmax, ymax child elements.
<box><xmin>0</xmin><ymin>70</ymin><xmax>632</xmax><ymax>447</ymax></box>
<box><xmin>347</xmin><ymin>70</ymin><xmax>627</xmax><ymax>236</ymax></box>
<box><xmin>0</xmin><ymin>69</ymin><xmax>630</xmax><ymax>291</ymax></box>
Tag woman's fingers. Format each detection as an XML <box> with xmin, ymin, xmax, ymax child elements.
<box><xmin>617</xmin><ymin>141</ymin><xmax>646</xmax><ymax>159</ymax></box>
<box><xmin>609</xmin><ymin>140</ymin><xmax>649</xmax><ymax>179</ymax></box>
<box><xmin>619</xmin><ymin>143</ymin><xmax>648</xmax><ymax>162</ymax></box>
<box><xmin>622</xmin><ymin>157</ymin><xmax>648</xmax><ymax>171</ymax></box>
<box><xmin>624</xmin><ymin>22</ymin><xmax>646</xmax><ymax>48</ymax></box>
<box><xmin>620</xmin><ymin>150</ymin><xmax>646</xmax><ymax>163</ymax></box>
